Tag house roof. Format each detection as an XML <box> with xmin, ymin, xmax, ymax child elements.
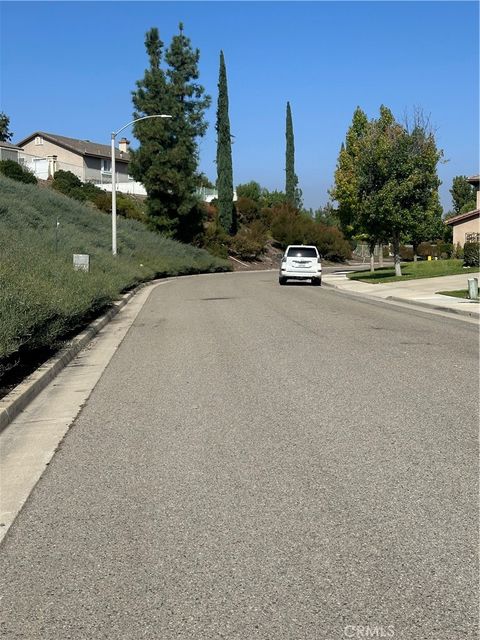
<box><xmin>16</xmin><ymin>131</ymin><xmax>130</xmax><ymax>162</ymax></box>
<box><xmin>0</xmin><ymin>140</ymin><xmax>23</xmax><ymax>150</ymax></box>
<box><xmin>445</xmin><ymin>209</ymin><xmax>480</xmax><ymax>225</ymax></box>
<box><xmin>467</xmin><ymin>175</ymin><xmax>480</xmax><ymax>186</ymax></box>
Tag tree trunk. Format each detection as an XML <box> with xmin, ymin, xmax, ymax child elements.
<box><xmin>379</xmin><ymin>243</ymin><xmax>384</xmax><ymax>268</ymax></box>
<box><xmin>370</xmin><ymin>251</ymin><xmax>375</xmax><ymax>273</ymax></box>
<box><xmin>393</xmin><ymin>235</ymin><xmax>402</xmax><ymax>277</ymax></box>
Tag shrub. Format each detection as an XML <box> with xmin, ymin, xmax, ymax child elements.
<box><xmin>230</xmin><ymin>221</ymin><xmax>268</xmax><ymax>260</ymax></box>
<box><xmin>236</xmin><ymin>196</ymin><xmax>261</xmax><ymax>225</ymax></box>
<box><xmin>269</xmin><ymin>205</ymin><xmax>351</xmax><ymax>261</ymax></box>
<box><xmin>51</xmin><ymin>170</ymin><xmax>88</xmax><ymax>201</ymax></box>
<box><xmin>417</xmin><ymin>242</ymin><xmax>435</xmax><ymax>258</ymax></box>
<box><xmin>0</xmin><ymin>159</ymin><xmax>37</xmax><ymax>184</ymax></box>
<box><xmin>399</xmin><ymin>245</ymin><xmax>414</xmax><ymax>261</ymax></box>
<box><xmin>436</xmin><ymin>242</ymin><xmax>454</xmax><ymax>259</ymax></box>
<box><xmin>463</xmin><ymin>242</ymin><xmax>480</xmax><ymax>267</ymax></box>
<box><xmin>202</xmin><ymin>220</ymin><xmax>230</xmax><ymax>259</ymax></box>
<box><xmin>91</xmin><ymin>190</ymin><xmax>147</xmax><ymax>223</ymax></box>
<box><xmin>311</xmin><ymin>224</ymin><xmax>352</xmax><ymax>262</ymax></box>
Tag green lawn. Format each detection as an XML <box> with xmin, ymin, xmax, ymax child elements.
<box><xmin>348</xmin><ymin>260</ymin><xmax>479</xmax><ymax>284</ymax></box>
<box><xmin>437</xmin><ymin>290</ymin><xmax>480</xmax><ymax>301</ymax></box>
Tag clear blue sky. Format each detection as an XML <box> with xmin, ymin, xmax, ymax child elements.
<box><xmin>1</xmin><ymin>1</ymin><xmax>478</xmax><ymax>212</ymax></box>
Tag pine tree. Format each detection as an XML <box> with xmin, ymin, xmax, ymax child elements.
<box><xmin>285</xmin><ymin>102</ymin><xmax>299</xmax><ymax>207</ymax></box>
<box><xmin>165</xmin><ymin>23</ymin><xmax>211</xmax><ymax>242</ymax></box>
<box><xmin>130</xmin><ymin>25</ymin><xmax>210</xmax><ymax>242</ymax></box>
<box><xmin>130</xmin><ymin>28</ymin><xmax>176</xmax><ymax>236</ymax></box>
<box><xmin>216</xmin><ymin>51</ymin><xmax>235</xmax><ymax>233</ymax></box>
<box><xmin>0</xmin><ymin>112</ymin><xmax>13</xmax><ymax>142</ymax></box>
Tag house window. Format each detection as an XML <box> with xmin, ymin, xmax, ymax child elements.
<box><xmin>465</xmin><ymin>232</ymin><xmax>480</xmax><ymax>243</ymax></box>
<box><xmin>101</xmin><ymin>159</ymin><xmax>112</xmax><ymax>173</ymax></box>
<box><xmin>34</xmin><ymin>136</ymin><xmax>43</xmax><ymax>145</ymax></box>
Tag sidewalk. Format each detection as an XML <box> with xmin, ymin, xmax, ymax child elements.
<box><xmin>322</xmin><ymin>271</ymin><xmax>480</xmax><ymax>319</ymax></box>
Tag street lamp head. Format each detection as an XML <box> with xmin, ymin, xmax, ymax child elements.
<box><xmin>111</xmin><ymin>114</ymin><xmax>173</xmax><ymax>255</ymax></box>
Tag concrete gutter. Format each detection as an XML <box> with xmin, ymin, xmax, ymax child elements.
<box><xmin>322</xmin><ymin>274</ymin><xmax>480</xmax><ymax>321</ymax></box>
<box><xmin>386</xmin><ymin>295</ymin><xmax>480</xmax><ymax>318</ymax></box>
<box><xmin>0</xmin><ymin>281</ymin><xmax>152</xmax><ymax>434</ymax></box>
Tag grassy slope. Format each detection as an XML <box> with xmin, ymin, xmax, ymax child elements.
<box><xmin>0</xmin><ymin>175</ymin><xmax>230</xmax><ymax>377</ymax></box>
<box><xmin>347</xmin><ymin>260</ymin><xmax>479</xmax><ymax>283</ymax></box>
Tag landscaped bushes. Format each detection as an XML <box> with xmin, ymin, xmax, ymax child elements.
<box><xmin>399</xmin><ymin>245</ymin><xmax>414</xmax><ymax>261</ymax></box>
<box><xmin>270</xmin><ymin>206</ymin><xmax>351</xmax><ymax>261</ymax></box>
<box><xmin>416</xmin><ymin>242</ymin><xmax>453</xmax><ymax>259</ymax></box>
<box><xmin>463</xmin><ymin>242</ymin><xmax>480</xmax><ymax>267</ymax></box>
<box><xmin>0</xmin><ymin>159</ymin><xmax>37</xmax><ymax>184</ymax></box>
<box><xmin>417</xmin><ymin>242</ymin><xmax>436</xmax><ymax>258</ymax></box>
<box><xmin>230</xmin><ymin>221</ymin><xmax>268</xmax><ymax>260</ymax></box>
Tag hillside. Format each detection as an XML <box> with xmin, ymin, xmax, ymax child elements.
<box><xmin>0</xmin><ymin>175</ymin><xmax>230</xmax><ymax>383</ymax></box>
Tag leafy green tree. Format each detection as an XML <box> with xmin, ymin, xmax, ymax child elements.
<box><xmin>262</xmin><ymin>189</ymin><xmax>288</xmax><ymax>208</ymax></box>
<box><xmin>285</xmin><ymin>102</ymin><xmax>300</xmax><ymax>207</ymax></box>
<box><xmin>330</xmin><ymin>106</ymin><xmax>383</xmax><ymax>270</ymax></box>
<box><xmin>314</xmin><ymin>203</ymin><xmax>340</xmax><ymax>228</ymax></box>
<box><xmin>0</xmin><ymin>112</ymin><xmax>13</xmax><ymax>142</ymax></box>
<box><xmin>330</xmin><ymin>107</ymin><xmax>369</xmax><ymax>237</ymax></box>
<box><xmin>450</xmin><ymin>175</ymin><xmax>476</xmax><ymax>215</ymax></box>
<box><xmin>130</xmin><ymin>25</ymin><xmax>210</xmax><ymax>243</ymax></box>
<box><xmin>356</xmin><ymin>106</ymin><xmax>443</xmax><ymax>276</ymax></box>
<box><xmin>216</xmin><ymin>51</ymin><xmax>236</xmax><ymax>233</ymax></box>
<box><xmin>409</xmin><ymin>190</ymin><xmax>444</xmax><ymax>260</ymax></box>
<box><xmin>236</xmin><ymin>181</ymin><xmax>263</xmax><ymax>201</ymax></box>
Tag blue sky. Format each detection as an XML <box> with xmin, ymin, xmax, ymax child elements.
<box><xmin>1</xmin><ymin>1</ymin><xmax>478</xmax><ymax>211</ymax></box>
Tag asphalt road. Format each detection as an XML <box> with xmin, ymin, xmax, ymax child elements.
<box><xmin>0</xmin><ymin>271</ymin><xmax>478</xmax><ymax>639</ymax></box>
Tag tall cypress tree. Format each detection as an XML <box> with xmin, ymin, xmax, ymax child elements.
<box><xmin>285</xmin><ymin>102</ymin><xmax>299</xmax><ymax>207</ymax></box>
<box><xmin>216</xmin><ymin>50</ymin><xmax>235</xmax><ymax>233</ymax></box>
<box><xmin>130</xmin><ymin>25</ymin><xmax>210</xmax><ymax>241</ymax></box>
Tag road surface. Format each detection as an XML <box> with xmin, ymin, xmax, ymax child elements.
<box><xmin>0</xmin><ymin>271</ymin><xmax>478</xmax><ymax>639</ymax></box>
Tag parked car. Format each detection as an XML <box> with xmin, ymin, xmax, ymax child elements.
<box><xmin>279</xmin><ymin>245</ymin><xmax>322</xmax><ymax>285</ymax></box>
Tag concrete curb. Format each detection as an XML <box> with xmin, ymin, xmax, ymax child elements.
<box><xmin>387</xmin><ymin>295</ymin><xmax>480</xmax><ymax>319</ymax></box>
<box><xmin>0</xmin><ymin>281</ymin><xmax>153</xmax><ymax>434</ymax></box>
<box><xmin>322</xmin><ymin>280</ymin><xmax>479</xmax><ymax>320</ymax></box>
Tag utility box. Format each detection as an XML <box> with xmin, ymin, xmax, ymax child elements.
<box><xmin>73</xmin><ymin>254</ymin><xmax>90</xmax><ymax>272</ymax></box>
<box><xmin>467</xmin><ymin>277</ymin><xmax>478</xmax><ymax>300</ymax></box>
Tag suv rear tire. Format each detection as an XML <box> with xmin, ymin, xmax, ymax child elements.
<box><xmin>311</xmin><ymin>277</ymin><xmax>321</xmax><ymax>286</ymax></box>
<box><xmin>279</xmin><ymin>277</ymin><xmax>287</xmax><ymax>285</ymax></box>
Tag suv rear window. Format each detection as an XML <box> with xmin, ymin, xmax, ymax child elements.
<box><xmin>286</xmin><ymin>247</ymin><xmax>318</xmax><ymax>258</ymax></box>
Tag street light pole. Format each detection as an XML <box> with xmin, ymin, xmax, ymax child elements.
<box><xmin>111</xmin><ymin>114</ymin><xmax>172</xmax><ymax>256</ymax></box>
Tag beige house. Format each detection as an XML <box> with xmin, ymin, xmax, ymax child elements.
<box><xmin>446</xmin><ymin>175</ymin><xmax>480</xmax><ymax>247</ymax></box>
<box><xmin>16</xmin><ymin>131</ymin><xmax>131</xmax><ymax>184</ymax></box>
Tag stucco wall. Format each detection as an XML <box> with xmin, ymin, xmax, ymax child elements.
<box><xmin>452</xmin><ymin>216</ymin><xmax>480</xmax><ymax>247</ymax></box>
<box><xmin>22</xmin><ymin>138</ymin><xmax>84</xmax><ymax>177</ymax></box>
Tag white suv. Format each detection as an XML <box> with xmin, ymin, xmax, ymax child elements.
<box><xmin>279</xmin><ymin>245</ymin><xmax>322</xmax><ymax>286</ymax></box>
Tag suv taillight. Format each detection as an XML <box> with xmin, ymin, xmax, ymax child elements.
<box><xmin>282</xmin><ymin>256</ymin><xmax>287</xmax><ymax>263</ymax></box>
